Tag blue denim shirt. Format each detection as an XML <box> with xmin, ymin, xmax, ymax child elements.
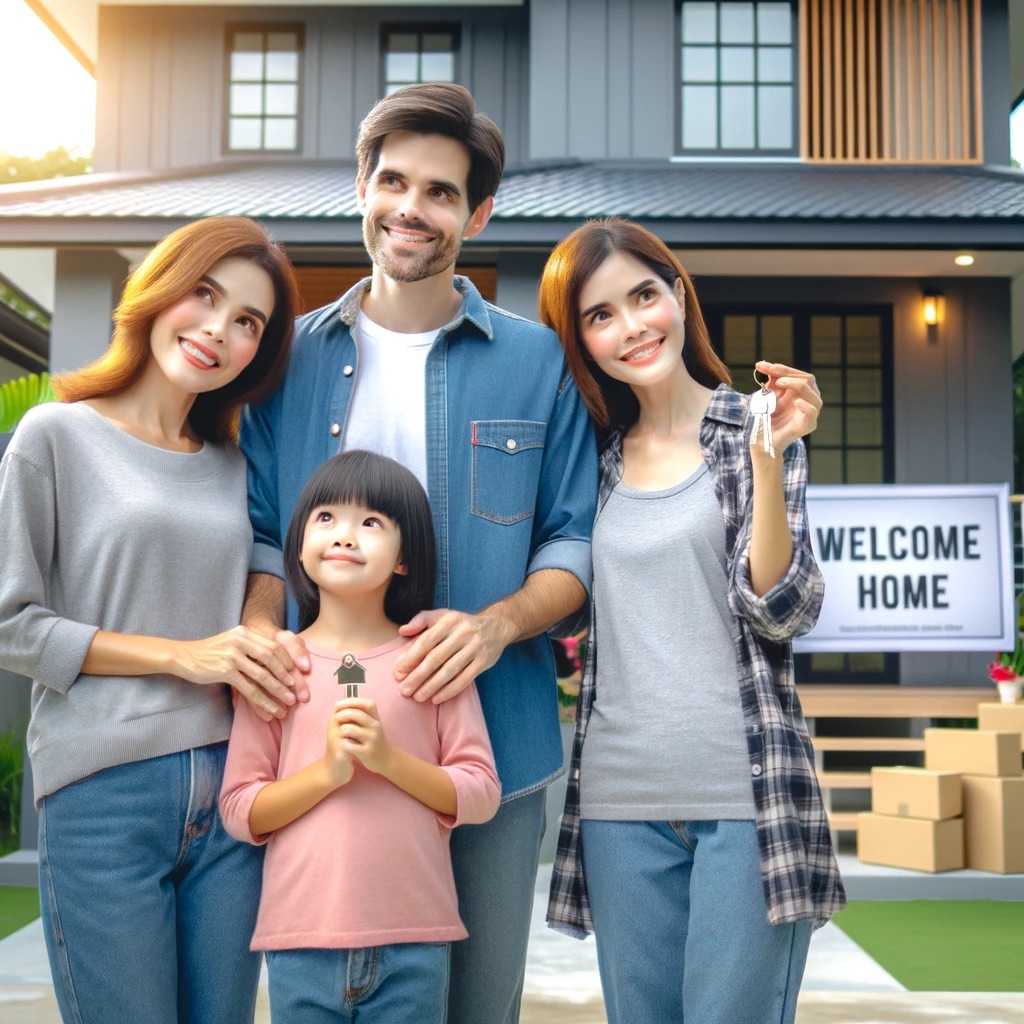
<box><xmin>240</xmin><ymin>276</ymin><xmax>598</xmax><ymax>798</ymax></box>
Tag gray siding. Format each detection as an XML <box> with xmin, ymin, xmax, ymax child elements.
<box><xmin>530</xmin><ymin>0</ymin><xmax>676</xmax><ymax>161</ymax></box>
<box><xmin>94</xmin><ymin>5</ymin><xmax>530</xmax><ymax>174</ymax></box>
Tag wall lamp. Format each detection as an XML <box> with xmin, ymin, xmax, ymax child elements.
<box><xmin>922</xmin><ymin>288</ymin><xmax>944</xmax><ymax>339</ymax></box>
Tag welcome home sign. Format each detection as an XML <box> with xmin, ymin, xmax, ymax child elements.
<box><xmin>794</xmin><ymin>484</ymin><xmax>1015</xmax><ymax>653</ymax></box>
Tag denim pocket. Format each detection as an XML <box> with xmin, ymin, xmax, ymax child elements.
<box><xmin>471</xmin><ymin>420</ymin><xmax>547</xmax><ymax>524</ymax></box>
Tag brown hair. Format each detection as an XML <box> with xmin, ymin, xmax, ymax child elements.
<box><xmin>538</xmin><ymin>218</ymin><xmax>730</xmax><ymax>438</ymax></box>
<box><xmin>355</xmin><ymin>83</ymin><xmax>504</xmax><ymax>214</ymax></box>
<box><xmin>53</xmin><ymin>216</ymin><xmax>300</xmax><ymax>443</ymax></box>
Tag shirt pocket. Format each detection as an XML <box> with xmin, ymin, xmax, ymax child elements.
<box><xmin>471</xmin><ymin>420</ymin><xmax>547</xmax><ymax>525</ymax></box>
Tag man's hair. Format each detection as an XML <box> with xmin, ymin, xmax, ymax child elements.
<box><xmin>356</xmin><ymin>83</ymin><xmax>505</xmax><ymax>213</ymax></box>
<box><xmin>284</xmin><ymin>450</ymin><xmax>437</xmax><ymax>631</ymax></box>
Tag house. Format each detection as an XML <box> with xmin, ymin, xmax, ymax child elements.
<box><xmin>2</xmin><ymin>0</ymin><xmax>1024</xmax><ymax>692</ymax></box>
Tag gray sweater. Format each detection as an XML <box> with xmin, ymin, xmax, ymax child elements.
<box><xmin>0</xmin><ymin>402</ymin><xmax>252</xmax><ymax>802</ymax></box>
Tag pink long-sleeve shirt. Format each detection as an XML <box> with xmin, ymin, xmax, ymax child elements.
<box><xmin>220</xmin><ymin>636</ymin><xmax>501</xmax><ymax>950</ymax></box>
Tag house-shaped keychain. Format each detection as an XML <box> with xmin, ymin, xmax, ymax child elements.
<box><xmin>335</xmin><ymin>653</ymin><xmax>366</xmax><ymax>698</ymax></box>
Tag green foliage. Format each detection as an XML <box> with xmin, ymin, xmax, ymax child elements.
<box><xmin>0</xmin><ymin>729</ymin><xmax>22</xmax><ymax>857</ymax></box>
<box><xmin>0</xmin><ymin>372</ymin><xmax>56</xmax><ymax>432</ymax></box>
<box><xmin>0</xmin><ymin>281</ymin><xmax>50</xmax><ymax>330</ymax></box>
<box><xmin>1</xmin><ymin>146</ymin><xmax>92</xmax><ymax>184</ymax></box>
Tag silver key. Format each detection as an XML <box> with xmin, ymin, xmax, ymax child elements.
<box><xmin>749</xmin><ymin>387</ymin><xmax>777</xmax><ymax>458</ymax></box>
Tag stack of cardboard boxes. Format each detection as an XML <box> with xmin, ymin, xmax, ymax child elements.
<box><xmin>857</xmin><ymin>705</ymin><xmax>1024</xmax><ymax>874</ymax></box>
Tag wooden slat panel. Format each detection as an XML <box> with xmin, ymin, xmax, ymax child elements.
<box><xmin>796</xmin><ymin>685</ymin><xmax>990</xmax><ymax>719</ymax></box>
<box><xmin>811</xmin><ymin>737</ymin><xmax>926</xmax><ymax>752</ymax></box>
<box><xmin>881</xmin><ymin>0</ymin><xmax>890</xmax><ymax>158</ymax></box>
<box><xmin>801</xmin><ymin>0</ymin><xmax>980</xmax><ymax>164</ymax></box>
<box><xmin>293</xmin><ymin>265</ymin><xmax>497</xmax><ymax>316</ymax></box>
<box><xmin>960</xmin><ymin>0</ymin><xmax>970</xmax><ymax>160</ymax></box>
<box><xmin>822</xmin><ymin>0</ymin><xmax>833</xmax><ymax>158</ymax></box>
<box><xmin>970</xmin><ymin>0</ymin><xmax>978</xmax><ymax>159</ymax></box>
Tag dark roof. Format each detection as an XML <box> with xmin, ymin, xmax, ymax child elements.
<box><xmin>1</xmin><ymin>160</ymin><xmax>1023</xmax><ymax>247</ymax></box>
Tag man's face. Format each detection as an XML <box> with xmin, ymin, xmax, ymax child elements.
<box><xmin>357</xmin><ymin>131</ymin><xmax>490</xmax><ymax>283</ymax></box>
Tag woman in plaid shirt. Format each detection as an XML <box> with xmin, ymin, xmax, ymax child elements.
<box><xmin>538</xmin><ymin>219</ymin><xmax>845</xmax><ymax>1024</ymax></box>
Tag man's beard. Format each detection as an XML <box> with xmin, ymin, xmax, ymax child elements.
<box><xmin>363</xmin><ymin>215</ymin><xmax>462</xmax><ymax>283</ymax></box>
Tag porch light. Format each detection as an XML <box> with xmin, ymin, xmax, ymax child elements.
<box><xmin>953</xmin><ymin>253</ymin><xmax>975</xmax><ymax>267</ymax></box>
<box><xmin>922</xmin><ymin>288</ymin><xmax>944</xmax><ymax>328</ymax></box>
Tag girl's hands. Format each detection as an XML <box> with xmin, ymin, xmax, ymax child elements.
<box><xmin>331</xmin><ymin>698</ymin><xmax>392</xmax><ymax>775</ymax></box>
<box><xmin>324</xmin><ymin>708</ymin><xmax>356</xmax><ymax>788</ymax></box>
<box><xmin>170</xmin><ymin>626</ymin><xmax>300</xmax><ymax>722</ymax></box>
<box><xmin>754</xmin><ymin>360</ymin><xmax>822</xmax><ymax>454</ymax></box>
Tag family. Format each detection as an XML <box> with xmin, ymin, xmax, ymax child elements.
<box><xmin>0</xmin><ymin>83</ymin><xmax>845</xmax><ymax>1024</ymax></box>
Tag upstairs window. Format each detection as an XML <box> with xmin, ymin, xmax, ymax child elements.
<box><xmin>225</xmin><ymin>26</ymin><xmax>303</xmax><ymax>153</ymax></box>
<box><xmin>382</xmin><ymin>26</ymin><xmax>459</xmax><ymax>96</ymax></box>
<box><xmin>678</xmin><ymin>1</ymin><xmax>796</xmax><ymax>154</ymax></box>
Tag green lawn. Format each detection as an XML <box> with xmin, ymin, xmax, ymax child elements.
<box><xmin>833</xmin><ymin>900</ymin><xmax>1024</xmax><ymax>991</ymax></box>
<box><xmin>0</xmin><ymin>885</ymin><xmax>38</xmax><ymax>941</ymax></box>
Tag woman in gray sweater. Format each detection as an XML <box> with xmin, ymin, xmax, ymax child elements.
<box><xmin>0</xmin><ymin>216</ymin><xmax>304</xmax><ymax>1023</ymax></box>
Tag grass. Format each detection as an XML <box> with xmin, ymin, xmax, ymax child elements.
<box><xmin>833</xmin><ymin>900</ymin><xmax>1024</xmax><ymax>991</ymax></box>
<box><xmin>0</xmin><ymin>885</ymin><xmax>39</xmax><ymax>941</ymax></box>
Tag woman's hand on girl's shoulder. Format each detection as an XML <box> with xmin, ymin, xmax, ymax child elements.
<box><xmin>169</xmin><ymin>625</ymin><xmax>302</xmax><ymax>722</ymax></box>
<box><xmin>755</xmin><ymin>360</ymin><xmax>822</xmax><ymax>453</ymax></box>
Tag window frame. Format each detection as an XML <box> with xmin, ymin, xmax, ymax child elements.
<box><xmin>703</xmin><ymin>301</ymin><xmax>897</xmax><ymax>684</ymax></box>
<box><xmin>675</xmin><ymin>0</ymin><xmax>800</xmax><ymax>157</ymax></box>
<box><xmin>379</xmin><ymin>23</ymin><xmax>462</xmax><ymax>98</ymax></box>
<box><xmin>223</xmin><ymin>23</ymin><xmax>305</xmax><ymax>157</ymax></box>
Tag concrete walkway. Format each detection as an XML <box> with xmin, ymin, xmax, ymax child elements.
<box><xmin>2</xmin><ymin>866</ymin><xmax>1023</xmax><ymax>1023</ymax></box>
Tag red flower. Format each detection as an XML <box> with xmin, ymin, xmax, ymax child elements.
<box><xmin>987</xmin><ymin>662</ymin><xmax>1020</xmax><ymax>683</ymax></box>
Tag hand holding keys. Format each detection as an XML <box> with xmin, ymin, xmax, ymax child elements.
<box><xmin>749</xmin><ymin>381</ymin><xmax>776</xmax><ymax>458</ymax></box>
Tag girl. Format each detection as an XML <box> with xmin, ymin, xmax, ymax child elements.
<box><xmin>220</xmin><ymin>449</ymin><xmax>501</xmax><ymax>1024</ymax></box>
<box><xmin>539</xmin><ymin>219</ymin><xmax>845</xmax><ymax>1024</ymax></box>
<box><xmin>0</xmin><ymin>216</ymin><xmax>303</xmax><ymax>1023</ymax></box>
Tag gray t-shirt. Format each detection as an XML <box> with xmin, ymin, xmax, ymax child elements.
<box><xmin>0</xmin><ymin>402</ymin><xmax>252</xmax><ymax>802</ymax></box>
<box><xmin>580</xmin><ymin>463</ymin><xmax>756</xmax><ymax>821</ymax></box>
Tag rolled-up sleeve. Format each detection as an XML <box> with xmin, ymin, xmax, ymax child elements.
<box><xmin>220</xmin><ymin>696</ymin><xmax>282</xmax><ymax>845</ymax></box>
<box><xmin>526</xmin><ymin>371</ymin><xmax>598</xmax><ymax>638</ymax></box>
<box><xmin>730</xmin><ymin>438</ymin><xmax>825</xmax><ymax>642</ymax></box>
<box><xmin>0</xmin><ymin>451</ymin><xmax>98</xmax><ymax>694</ymax></box>
<box><xmin>239</xmin><ymin>391</ymin><xmax>286</xmax><ymax>581</ymax></box>
<box><xmin>436</xmin><ymin>682</ymin><xmax>501</xmax><ymax>828</ymax></box>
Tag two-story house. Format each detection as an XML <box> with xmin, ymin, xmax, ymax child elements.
<box><xmin>2</xmin><ymin>0</ymin><xmax>1024</xmax><ymax>693</ymax></box>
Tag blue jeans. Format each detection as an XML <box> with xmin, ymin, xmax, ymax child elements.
<box><xmin>447</xmin><ymin>786</ymin><xmax>547</xmax><ymax>1024</ymax></box>
<box><xmin>38</xmin><ymin>742</ymin><xmax>263</xmax><ymax>1024</ymax></box>
<box><xmin>580</xmin><ymin>818</ymin><xmax>812</xmax><ymax>1024</ymax></box>
<box><xmin>266</xmin><ymin>943</ymin><xmax>449</xmax><ymax>1023</ymax></box>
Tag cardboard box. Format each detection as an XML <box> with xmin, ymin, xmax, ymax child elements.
<box><xmin>923</xmin><ymin>728</ymin><xmax>1022</xmax><ymax>777</ymax></box>
<box><xmin>857</xmin><ymin>813</ymin><xmax>964</xmax><ymax>872</ymax></box>
<box><xmin>871</xmin><ymin>767</ymin><xmax>962</xmax><ymax>820</ymax></box>
<box><xmin>961</xmin><ymin>775</ymin><xmax>1024</xmax><ymax>873</ymax></box>
<box><xmin>977</xmin><ymin>703</ymin><xmax>1024</xmax><ymax>753</ymax></box>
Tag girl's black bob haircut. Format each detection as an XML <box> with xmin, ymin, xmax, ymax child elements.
<box><xmin>284</xmin><ymin>450</ymin><xmax>436</xmax><ymax>632</ymax></box>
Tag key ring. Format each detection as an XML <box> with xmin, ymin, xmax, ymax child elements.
<box><xmin>753</xmin><ymin>368</ymin><xmax>771</xmax><ymax>389</ymax></box>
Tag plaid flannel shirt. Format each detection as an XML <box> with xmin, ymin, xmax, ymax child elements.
<box><xmin>547</xmin><ymin>384</ymin><xmax>847</xmax><ymax>938</ymax></box>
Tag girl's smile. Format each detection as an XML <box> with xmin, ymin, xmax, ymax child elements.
<box><xmin>300</xmin><ymin>502</ymin><xmax>406</xmax><ymax>601</ymax></box>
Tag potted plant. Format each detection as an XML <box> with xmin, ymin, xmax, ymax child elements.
<box><xmin>0</xmin><ymin>371</ymin><xmax>55</xmax><ymax>457</ymax></box>
<box><xmin>988</xmin><ymin>597</ymin><xmax>1024</xmax><ymax>704</ymax></box>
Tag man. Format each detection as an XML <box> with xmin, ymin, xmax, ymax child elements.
<box><xmin>240</xmin><ymin>83</ymin><xmax>597</xmax><ymax>1024</ymax></box>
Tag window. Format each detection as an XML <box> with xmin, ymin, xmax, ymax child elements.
<box><xmin>382</xmin><ymin>26</ymin><xmax>459</xmax><ymax>96</ymax></box>
<box><xmin>706</xmin><ymin>304</ymin><xmax>896</xmax><ymax>682</ymax></box>
<box><xmin>678</xmin><ymin>1</ymin><xmax>796</xmax><ymax>154</ymax></box>
<box><xmin>225</xmin><ymin>27</ymin><xmax>302</xmax><ymax>153</ymax></box>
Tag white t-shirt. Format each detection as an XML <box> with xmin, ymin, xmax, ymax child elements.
<box><xmin>342</xmin><ymin>311</ymin><xmax>438</xmax><ymax>489</ymax></box>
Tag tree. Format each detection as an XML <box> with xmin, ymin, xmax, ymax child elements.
<box><xmin>1</xmin><ymin>147</ymin><xmax>92</xmax><ymax>184</ymax></box>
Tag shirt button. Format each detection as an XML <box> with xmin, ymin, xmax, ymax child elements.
<box><xmin>330</xmin><ymin>423</ymin><xmax>341</xmax><ymax>437</ymax></box>
<box><xmin>343</xmin><ymin>365</ymin><xmax>354</xmax><ymax>377</ymax></box>
<box><xmin>751</xmin><ymin>764</ymin><xmax>763</xmax><ymax>777</ymax></box>
<box><xmin>506</xmin><ymin>439</ymin><xmax>517</xmax><ymax>450</ymax></box>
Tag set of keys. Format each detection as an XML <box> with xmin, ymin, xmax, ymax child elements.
<box><xmin>749</xmin><ymin>371</ymin><xmax>776</xmax><ymax>458</ymax></box>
